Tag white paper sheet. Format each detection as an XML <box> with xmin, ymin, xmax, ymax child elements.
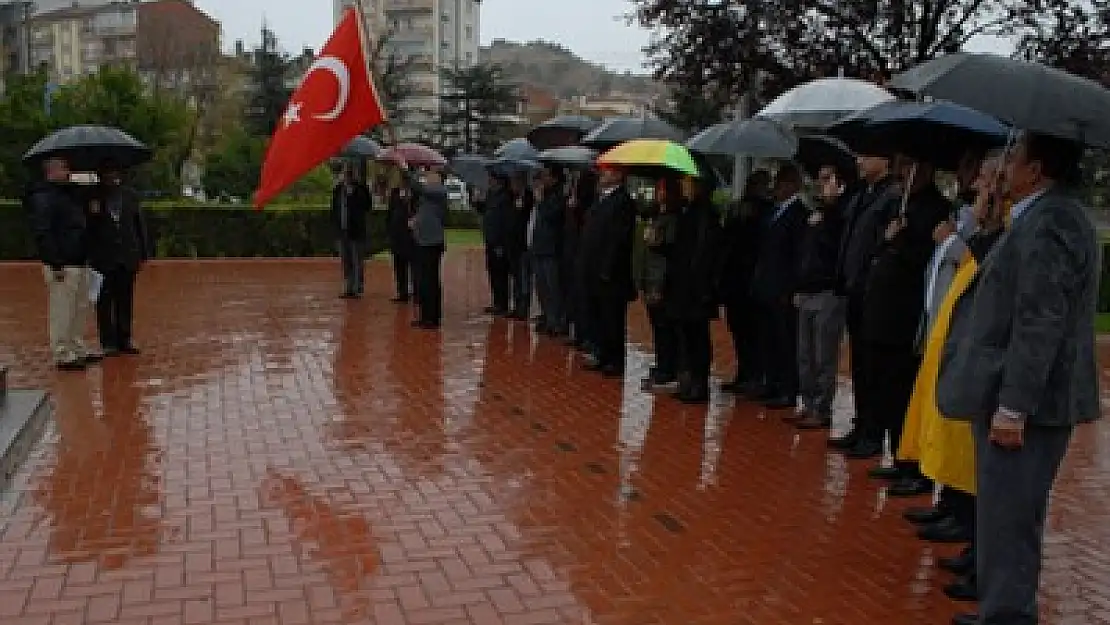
<box><xmin>88</xmin><ymin>270</ymin><xmax>104</xmax><ymax>303</ymax></box>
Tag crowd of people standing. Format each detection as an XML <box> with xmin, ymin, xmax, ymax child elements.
<box><xmin>370</xmin><ymin>130</ymin><xmax>1096</xmax><ymax>625</ymax></box>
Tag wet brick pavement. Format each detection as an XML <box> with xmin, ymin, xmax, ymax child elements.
<box><xmin>0</xmin><ymin>253</ymin><xmax>1108</xmax><ymax>625</ymax></box>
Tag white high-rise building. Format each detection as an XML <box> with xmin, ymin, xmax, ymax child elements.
<box><xmin>334</xmin><ymin>0</ymin><xmax>481</xmax><ymax>138</ymax></box>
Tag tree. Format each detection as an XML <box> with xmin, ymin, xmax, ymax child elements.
<box><xmin>245</xmin><ymin>24</ymin><xmax>293</xmax><ymax>137</ymax></box>
<box><xmin>0</xmin><ymin>70</ymin><xmax>52</xmax><ymax>196</ymax></box>
<box><xmin>438</xmin><ymin>63</ymin><xmax>520</xmax><ymax>154</ymax></box>
<box><xmin>367</xmin><ymin>27</ymin><xmax>415</xmax><ymax>140</ymax></box>
<box><xmin>630</xmin><ymin>0</ymin><xmax>1054</xmax><ymax>106</ymax></box>
<box><xmin>652</xmin><ymin>84</ymin><xmax>731</xmax><ymax>132</ymax></box>
<box><xmin>203</xmin><ymin>126</ymin><xmax>264</xmax><ymax>200</ymax></box>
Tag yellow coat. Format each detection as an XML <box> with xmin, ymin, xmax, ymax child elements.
<box><xmin>896</xmin><ymin>256</ymin><xmax>979</xmax><ymax>495</ymax></box>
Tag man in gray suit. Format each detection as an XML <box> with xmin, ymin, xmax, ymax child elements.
<box><xmin>401</xmin><ymin>165</ymin><xmax>448</xmax><ymax>329</ymax></box>
<box><xmin>937</xmin><ymin>132</ymin><xmax>1101</xmax><ymax>625</ymax></box>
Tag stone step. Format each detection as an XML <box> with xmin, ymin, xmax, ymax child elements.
<box><xmin>0</xmin><ymin>390</ymin><xmax>50</xmax><ymax>492</ymax></box>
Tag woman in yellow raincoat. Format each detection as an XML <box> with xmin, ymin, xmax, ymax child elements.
<box><xmin>899</xmin><ymin>157</ymin><xmax>1008</xmax><ymax>513</ymax></box>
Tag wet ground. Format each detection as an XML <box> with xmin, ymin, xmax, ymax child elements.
<box><xmin>0</xmin><ymin>253</ymin><xmax>1107</xmax><ymax>625</ymax></box>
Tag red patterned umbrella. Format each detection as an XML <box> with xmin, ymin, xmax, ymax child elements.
<box><xmin>378</xmin><ymin>143</ymin><xmax>447</xmax><ymax>168</ymax></box>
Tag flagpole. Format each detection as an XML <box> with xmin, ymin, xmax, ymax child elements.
<box><xmin>352</xmin><ymin>0</ymin><xmax>397</xmax><ymax>146</ymax></box>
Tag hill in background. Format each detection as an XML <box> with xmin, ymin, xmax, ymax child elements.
<box><xmin>480</xmin><ymin>39</ymin><xmax>660</xmax><ymax>99</ymax></box>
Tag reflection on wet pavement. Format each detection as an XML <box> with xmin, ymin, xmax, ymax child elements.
<box><xmin>0</xmin><ymin>254</ymin><xmax>1106</xmax><ymax>624</ymax></box>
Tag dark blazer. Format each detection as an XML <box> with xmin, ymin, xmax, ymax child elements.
<box><xmin>749</xmin><ymin>195</ymin><xmax>808</xmax><ymax>305</ymax></box>
<box><xmin>386</xmin><ymin>188</ymin><xmax>414</xmax><ymax>252</ymax></box>
<box><xmin>795</xmin><ymin>196</ymin><xmax>847</xmax><ymax>294</ymax></box>
<box><xmin>25</xmin><ymin>181</ymin><xmax>88</xmax><ymax>270</ymax></box>
<box><xmin>862</xmin><ymin>184</ymin><xmax>952</xmax><ymax>347</ymax></box>
<box><xmin>937</xmin><ymin>189</ymin><xmax>1100</xmax><ymax>427</ymax></box>
<box><xmin>86</xmin><ymin>185</ymin><xmax>150</xmax><ymax>272</ymax></box>
<box><xmin>580</xmin><ymin>185</ymin><xmax>639</xmax><ymax>302</ymax></box>
<box><xmin>719</xmin><ymin>197</ymin><xmax>771</xmax><ymax>305</ymax></box>
<box><xmin>836</xmin><ymin>177</ymin><xmax>900</xmax><ymax>296</ymax></box>
<box><xmin>528</xmin><ymin>188</ymin><xmax>565</xmax><ymax>257</ymax></box>
<box><xmin>479</xmin><ymin>186</ymin><xmax>512</xmax><ymax>250</ymax></box>
<box><xmin>330</xmin><ymin>181</ymin><xmax>372</xmax><ymax>242</ymax></box>
<box><xmin>664</xmin><ymin>201</ymin><xmax>723</xmax><ymax>320</ymax></box>
<box><xmin>507</xmin><ymin>188</ymin><xmax>535</xmax><ymax>260</ymax></box>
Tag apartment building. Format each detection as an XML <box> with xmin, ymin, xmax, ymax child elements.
<box><xmin>334</xmin><ymin>0</ymin><xmax>482</xmax><ymax>138</ymax></box>
<box><xmin>25</xmin><ymin>0</ymin><xmax>217</xmax><ymax>84</ymax></box>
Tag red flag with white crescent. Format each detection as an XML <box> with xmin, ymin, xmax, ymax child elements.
<box><xmin>253</xmin><ymin>7</ymin><xmax>385</xmax><ymax>208</ymax></box>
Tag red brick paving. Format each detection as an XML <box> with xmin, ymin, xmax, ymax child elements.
<box><xmin>0</xmin><ymin>251</ymin><xmax>1107</xmax><ymax>625</ymax></box>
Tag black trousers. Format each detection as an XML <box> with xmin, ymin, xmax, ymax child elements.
<box><xmin>96</xmin><ymin>265</ymin><xmax>137</xmax><ymax>350</ymax></box>
<box><xmin>677</xmin><ymin>317</ymin><xmax>712</xmax><ymax>391</ymax></box>
<box><xmin>391</xmin><ymin>247</ymin><xmax>411</xmax><ymax>299</ymax></box>
<box><xmin>484</xmin><ymin>246</ymin><xmax>510</xmax><ymax>311</ymax></box>
<box><xmin>725</xmin><ymin>297</ymin><xmax>761</xmax><ymax>385</ymax></box>
<box><xmin>863</xmin><ymin>341</ymin><xmax>921</xmax><ymax>454</ymax></box>
<box><xmin>592</xmin><ymin>290</ymin><xmax>629</xmax><ymax>370</ymax></box>
<box><xmin>845</xmin><ymin>292</ymin><xmax>873</xmax><ymax>438</ymax></box>
<box><xmin>758</xmin><ymin>299</ymin><xmax>798</xmax><ymax>398</ymax></box>
<box><xmin>647</xmin><ymin>303</ymin><xmax>678</xmax><ymax>378</ymax></box>
<box><xmin>416</xmin><ymin>245</ymin><xmax>444</xmax><ymax>325</ymax></box>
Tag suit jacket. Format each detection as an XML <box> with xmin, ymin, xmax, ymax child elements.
<box><xmin>580</xmin><ymin>185</ymin><xmax>638</xmax><ymax>302</ymax></box>
<box><xmin>936</xmin><ymin>189</ymin><xmax>1100</xmax><ymax>427</ymax></box>
<box><xmin>718</xmin><ymin>197</ymin><xmax>771</xmax><ymax>305</ymax></box>
<box><xmin>528</xmin><ymin>189</ymin><xmax>565</xmax><ymax>257</ymax></box>
<box><xmin>478</xmin><ymin>186</ymin><xmax>512</xmax><ymax>249</ymax></box>
<box><xmin>863</xmin><ymin>184</ymin><xmax>952</xmax><ymax>347</ymax></box>
<box><xmin>749</xmin><ymin>196</ymin><xmax>807</xmax><ymax>305</ymax></box>
<box><xmin>330</xmin><ymin>182</ymin><xmax>372</xmax><ymax>241</ymax></box>
<box><xmin>25</xmin><ymin>180</ymin><xmax>88</xmax><ymax>270</ymax></box>
<box><xmin>386</xmin><ymin>189</ymin><xmax>414</xmax><ymax>252</ymax></box>
<box><xmin>404</xmin><ymin>171</ymin><xmax>448</xmax><ymax>247</ymax></box>
<box><xmin>85</xmin><ymin>185</ymin><xmax>149</xmax><ymax>272</ymax></box>
<box><xmin>836</xmin><ymin>177</ymin><xmax>900</xmax><ymax>296</ymax></box>
<box><xmin>664</xmin><ymin>201</ymin><xmax>723</xmax><ymax>320</ymax></box>
<box><xmin>507</xmin><ymin>188</ymin><xmax>535</xmax><ymax>260</ymax></box>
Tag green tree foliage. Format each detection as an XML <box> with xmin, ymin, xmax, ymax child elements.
<box><xmin>203</xmin><ymin>126</ymin><xmax>265</xmax><ymax>200</ymax></box>
<box><xmin>439</xmin><ymin>63</ymin><xmax>521</xmax><ymax>154</ymax></box>
<box><xmin>0</xmin><ymin>67</ymin><xmax>190</xmax><ymax>197</ymax></box>
<box><xmin>245</xmin><ymin>25</ymin><xmax>293</xmax><ymax>137</ymax></box>
<box><xmin>652</xmin><ymin>84</ymin><xmax>731</xmax><ymax>132</ymax></box>
<box><xmin>629</xmin><ymin>0</ymin><xmax>1061</xmax><ymax>105</ymax></box>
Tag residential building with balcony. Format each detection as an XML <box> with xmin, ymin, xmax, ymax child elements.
<box><xmin>334</xmin><ymin>0</ymin><xmax>481</xmax><ymax>139</ymax></box>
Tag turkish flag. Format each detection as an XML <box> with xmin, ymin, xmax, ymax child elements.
<box><xmin>253</xmin><ymin>8</ymin><xmax>386</xmax><ymax>208</ymax></box>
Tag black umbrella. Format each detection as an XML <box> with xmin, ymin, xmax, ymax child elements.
<box><xmin>23</xmin><ymin>125</ymin><xmax>152</xmax><ymax>171</ymax></box>
<box><xmin>889</xmin><ymin>53</ymin><xmax>1110</xmax><ymax>149</ymax></box>
<box><xmin>494</xmin><ymin>138</ymin><xmax>540</xmax><ymax>161</ymax></box>
<box><xmin>337</xmin><ymin>135</ymin><xmax>383</xmax><ymax>158</ymax></box>
<box><xmin>488</xmin><ymin>158</ymin><xmax>540</xmax><ymax>177</ymax></box>
<box><xmin>686</xmin><ymin>118</ymin><xmax>798</xmax><ymax>158</ymax></box>
<box><xmin>829</xmin><ymin>99</ymin><xmax>1010</xmax><ymax>170</ymax></box>
<box><xmin>580</xmin><ymin>116</ymin><xmax>686</xmax><ymax>150</ymax></box>
<box><xmin>796</xmin><ymin>135</ymin><xmax>856</xmax><ymax>178</ymax></box>
<box><xmin>527</xmin><ymin>115</ymin><xmax>600</xmax><ymax>150</ymax></box>
<box><xmin>449</xmin><ymin>154</ymin><xmax>491</xmax><ymax>189</ymax></box>
<box><xmin>536</xmin><ymin>146</ymin><xmax>598</xmax><ymax>170</ymax></box>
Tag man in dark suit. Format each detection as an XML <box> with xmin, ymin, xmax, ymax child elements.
<box><xmin>86</xmin><ymin>165</ymin><xmax>149</xmax><ymax>357</ymax></box>
<box><xmin>477</xmin><ymin>173</ymin><xmax>512</xmax><ymax>315</ymax></box>
<box><xmin>331</xmin><ymin>163</ymin><xmax>372</xmax><ymax>299</ymax></box>
<box><xmin>386</xmin><ymin>184</ymin><xmax>415</xmax><ymax>302</ymax></box>
<box><xmin>749</xmin><ymin>164</ymin><xmax>808</xmax><ymax>409</ymax></box>
<box><xmin>858</xmin><ymin>157</ymin><xmax>951</xmax><ymax>491</ymax></box>
<box><xmin>529</xmin><ymin>166</ymin><xmax>567</xmax><ymax>336</ymax></box>
<box><xmin>829</xmin><ymin>154</ymin><xmax>900</xmax><ymax>454</ymax></box>
<box><xmin>580</xmin><ymin>166</ymin><xmax>638</xmax><ymax>377</ymax></box>
<box><xmin>938</xmin><ymin>133</ymin><xmax>1100</xmax><ymax>625</ymax></box>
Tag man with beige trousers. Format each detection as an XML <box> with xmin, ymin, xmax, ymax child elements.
<box><xmin>26</xmin><ymin>157</ymin><xmax>101</xmax><ymax>371</ymax></box>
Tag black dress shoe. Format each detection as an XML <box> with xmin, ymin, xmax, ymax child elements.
<box><xmin>845</xmin><ymin>438</ymin><xmax>883</xmax><ymax>459</ymax></box>
<box><xmin>939</xmin><ymin>546</ymin><xmax>975</xmax><ymax>575</ymax></box>
<box><xmin>120</xmin><ymin>345</ymin><xmax>141</xmax><ymax>355</ymax></box>
<box><xmin>600</xmin><ymin>365</ymin><xmax>624</xmax><ymax>378</ymax></box>
<box><xmin>56</xmin><ymin>360</ymin><xmax>87</xmax><ymax>372</ymax></box>
<box><xmin>944</xmin><ymin>575</ymin><xmax>978</xmax><ymax>602</ymax></box>
<box><xmin>827</xmin><ymin>431</ymin><xmax>860</xmax><ymax>450</ymax></box>
<box><xmin>918</xmin><ymin>517</ymin><xmax>973</xmax><ymax>543</ymax></box>
<box><xmin>795</xmin><ymin>414</ymin><xmax>831</xmax><ymax>429</ymax></box>
<box><xmin>887</xmin><ymin>477</ymin><xmax>933</xmax><ymax>498</ymax></box>
<box><xmin>951</xmin><ymin>613</ymin><xmax>978</xmax><ymax>625</ymax></box>
<box><xmin>763</xmin><ymin>396</ymin><xmax>797</xmax><ymax>409</ymax></box>
<box><xmin>904</xmin><ymin>506</ymin><xmax>948</xmax><ymax>525</ymax></box>
<box><xmin>679</xmin><ymin>387</ymin><xmax>710</xmax><ymax>404</ymax></box>
<box><xmin>391</xmin><ymin>295</ymin><xmax>410</xmax><ymax>303</ymax></box>
<box><xmin>868</xmin><ymin>465</ymin><xmax>902</xmax><ymax>480</ymax></box>
<box><xmin>82</xmin><ymin>352</ymin><xmax>104</xmax><ymax>364</ymax></box>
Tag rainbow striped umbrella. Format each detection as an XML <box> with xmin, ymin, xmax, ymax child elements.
<box><xmin>596</xmin><ymin>139</ymin><xmax>701</xmax><ymax>177</ymax></box>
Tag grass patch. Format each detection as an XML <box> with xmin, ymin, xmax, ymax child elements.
<box><xmin>445</xmin><ymin>228</ymin><xmax>483</xmax><ymax>249</ymax></box>
<box><xmin>1097</xmin><ymin>313</ymin><xmax>1110</xmax><ymax>334</ymax></box>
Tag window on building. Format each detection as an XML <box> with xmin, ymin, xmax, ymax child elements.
<box><xmin>464</xmin><ymin>25</ymin><xmax>472</xmax><ymax>40</ymax></box>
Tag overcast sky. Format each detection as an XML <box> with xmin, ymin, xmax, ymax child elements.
<box><xmin>191</xmin><ymin>0</ymin><xmax>654</xmax><ymax>73</ymax></box>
